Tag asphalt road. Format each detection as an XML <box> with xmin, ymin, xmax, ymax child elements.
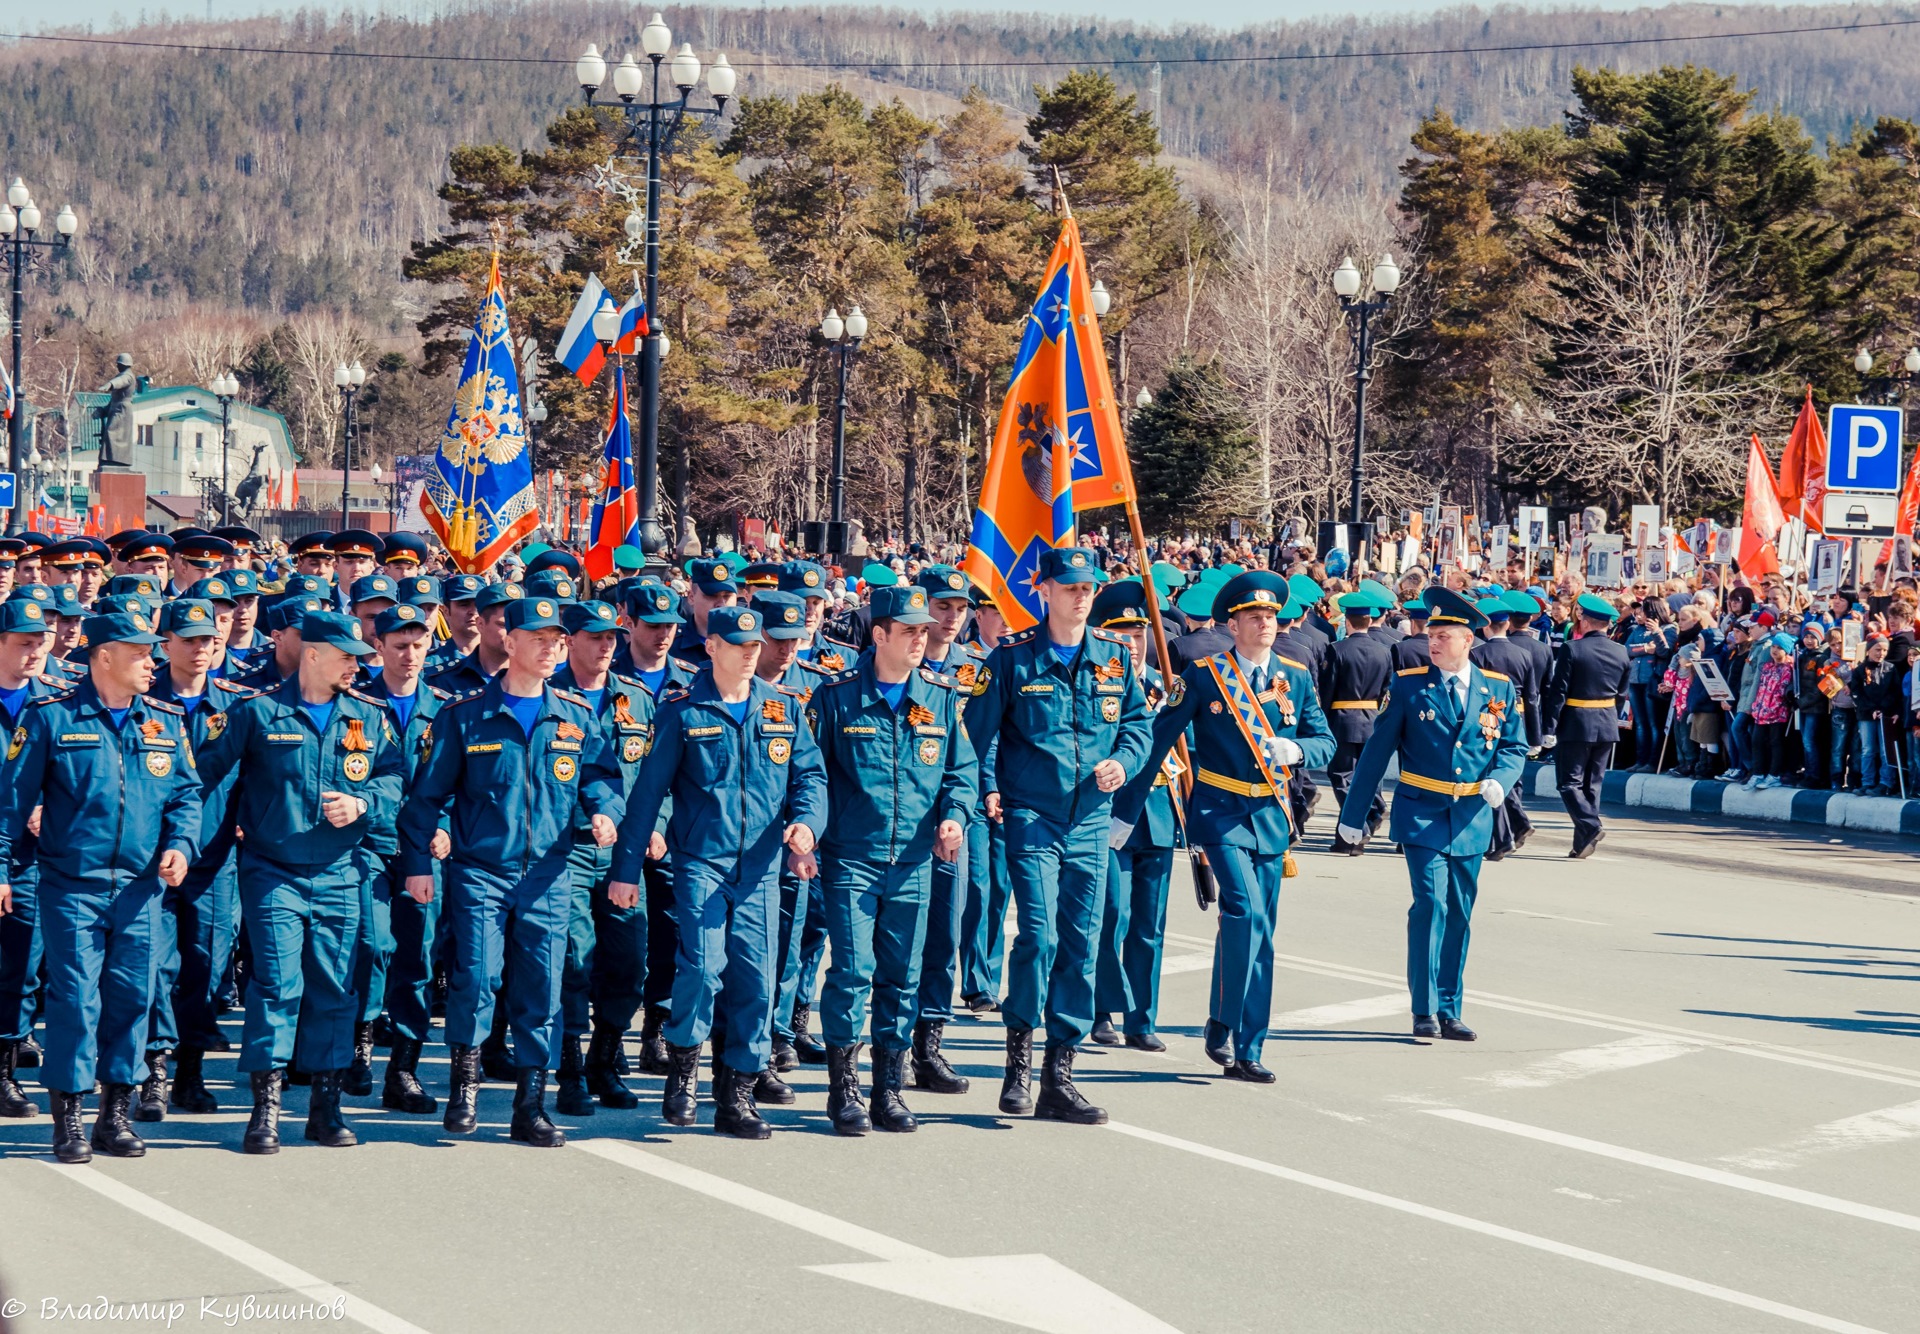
<box><xmin>2</xmin><ymin>794</ymin><xmax>1917</xmax><ymax>1334</ymax></box>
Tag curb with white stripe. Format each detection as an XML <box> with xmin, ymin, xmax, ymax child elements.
<box><xmin>1524</xmin><ymin>762</ymin><xmax>1920</xmax><ymax>836</ymax></box>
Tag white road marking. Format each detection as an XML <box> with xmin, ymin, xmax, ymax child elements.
<box><xmin>1554</xmin><ymin>1186</ymin><xmax>1620</xmax><ymax>1203</ymax></box>
<box><xmin>1272</xmin><ymin>993</ymin><xmax>1408</xmax><ymax>1029</ymax></box>
<box><xmin>1157</xmin><ymin>952</ymin><xmax>1213</xmax><ymax>976</ymax></box>
<box><xmin>576</xmin><ymin>1139</ymin><xmax>1180</xmax><ymax>1333</ymax></box>
<box><xmin>1429</xmin><ymin>1109</ymin><xmax>1920</xmax><ymax>1234</ymax></box>
<box><xmin>1104</xmin><ymin>1121</ymin><xmax>1890</xmax><ymax>1334</ymax></box>
<box><xmin>1491</xmin><ymin>909</ymin><xmax>1611</xmax><ymax>926</ymax></box>
<box><xmin>1721</xmin><ymin>1100</ymin><xmax>1920</xmax><ymax>1171</ymax></box>
<box><xmin>1474</xmin><ymin>1034</ymin><xmax>1699</xmax><ymax>1090</ymax></box>
<box><xmin>41</xmin><ymin>1164</ymin><xmax>435</xmax><ymax>1334</ymax></box>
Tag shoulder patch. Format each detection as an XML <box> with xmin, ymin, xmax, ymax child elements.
<box><xmin>1275</xmin><ymin>655</ymin><xmax>1308</xmax><ymax>672</ymax></box>
<box><xmin>612</xmin><ymin>673</ymin><xmax>643</xmax><ymax>691</ymax></box>
<box><xmin>345</xmin><ymin>688</ymin><xmax>382</xmax><ymax>706</ymax></box>
<box><xmin>450</xmin><ymin>688</ymin><xmax>487</xmax><ymax>707</ymax></box>
<box><xmin>1090</xmin><ymin>628</ymin><xmax>1126</xmax><ymax>644</ymax></box>
<box><xmin>795</xmin><ymin>658</ymin><xmax>834</xmax><ymax>677</ymax></box>
<box><xmin>212</xmin><ymin>678</ymin><xmax>256</xmax><ymax>696</ymax></box>
<box><xmin>550</xmin><ymin>688</ymin><xmax>589</xmax><ymax>708</ymax></box>
<box><xmin>776</xmin><ymin>683</ymin><xmax>805</xmax><ymax>698</ymax></box>
<box><xmin>429</xmin><ymin>685</ymin><xmax>453</xmax><ymax>700</ymax></box>
<box><xmin>1397</xmin><ymin>665</ymin><xmax>1431</xmax><ymax>677</ymax></box>
<box><xmin>669</xmin><ymin>657</ymin><xmax>699</xmax><ymax>673</ymax></box>
<box><xmin>29</xmin><ymin>690</ymin><xmax>72</xmax><ymax>706</ymax></box>
<box><xmin>144</xmin><ymin>697</ymin><xmax>185</xmax><ymax>715</ymax></box>
<box><xmin>820</xmin><ymin>669</ymin><xmax>861</xmax><ymax>691</ymax></box>
<box><xmin>920</xmin><ymin>667</ymin><xmax>962</xmax><ymax>688</ymax></box>
<box><xmin>659</xmin><ymin>685</ymin><xmax>692</xmax><ymax>705</ymax></box>
<box><xmin>1479</xmin><ymin>669</ymin><xmax>1510</xmax><ymax>682</ymax></box>
<box><xmin>1000</xmin><ymin>627</ymin><xmax>1039</xmax><ymax>647</ymax></box>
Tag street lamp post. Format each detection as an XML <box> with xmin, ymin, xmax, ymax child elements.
<box><xmin>819</xmin><ymin>305</ymin><xmax>866</xmax><ymax>562</ymax></box>
<box><xmin>333</xmin><ymin>360</ymin><xmax>367</xmax><ymax>530</ymax></box>
<box><xmin>574</xmin><ymin>17</ymin><xmax>735</xmax><ymax>566</ymax></box>
<box><xmin>371</xmin><ymin>461</ymin><xmax>390</xmax><ymax>528</ymax></box>
<box><xmin>0</xmin><ymin>179</ymin><xmax>79</xmax><ymax>535</ymax></box>
<box><xmin>209</xmin><ymin>372</ymin><xmax>239</xmax><ymax>524</ymax></box>
<box><xmin>1332</xmin><ymin>252</ymin><xmax>1401</xmax><ymax>527</ymax></box>
<box><xmin>1855</xmin><ymin>346</ymin><xmax>1920</xmax><ymax>405</ymax></box>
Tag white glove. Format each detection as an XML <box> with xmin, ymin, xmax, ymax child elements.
<box><xmin>1107</xmin><ymin>818</ymin><xmax>1134</xmax><ymax>851</ymax></box>
<box><xmin>1262</xmin><ymin>735</ymin><xmax>1304</xmax><ymax>767</ymax></box>
<box><xmin>1481</xmin><ymin>779</ymin><xmax>1504</xmax><ymax>807</ymax></box>
<box><xmin>1540</xmin><ymin>734</ymin><xmax>1558</xmax><ymax>750</ymax></box>
<box><xmin>1337</xmin><ymin>822</ymin><xmax>1367</xmax><ymax>846</ymax></box>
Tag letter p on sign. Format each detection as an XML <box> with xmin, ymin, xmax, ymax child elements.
<box><xmin>1827</xmin><ymin>404</ymin><xmax>1904</xmax><ymax>493</ymax></box>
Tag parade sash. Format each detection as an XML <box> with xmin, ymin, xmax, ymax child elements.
<box><xmin>1203</xmin><ymin>653</ymin><xmax>1286</xmax><ymax>796</ymax></box>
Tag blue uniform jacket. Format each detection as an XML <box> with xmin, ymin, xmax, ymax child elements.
<box><xmin>1109</xmin><ymin>666</ymin><xmax>1184</xmax><ymax>851</ymax></box>
<box><xmin>963</xmin><ymin>624</ymin><xmax>1152</xmax><ymax>824</ymax></box>
<box><xmin>427</xmin><ymin>648</ymin><xmax>498</xmax><ymax>698</ymax></box>
<box><xmin>1120</xmin><ymin>651</ymin><xmax>1334</xmax><ymax>852</ymax></box>
<box><xmin>551</xmin><ymin>665</ymin><xmax>657</xmax><ymax>840</ymax></box>
<box><xmin>806</xmin><ymin>660</ymin><xmax>978</xmax><ymax>863</ymax></box>
<box><xmin>395</xmin><ymin>678</ymin><xmax>625</xmax><ymax>880</ymax></box>
<box><xmin>0</xmin><ymin>672</ymin><xmax>72</xmax><ymax>886</ymax></box>
<box><xmin>149</xmin><ymin>674</ymin><xmax>259</xmax><ymax>876</ymax></box>
<box><xmin>360</xmin><ymin>676</ymin><xmax>453</xmax><ymax>856</ymax></box>
<box><xmin>612</xmin><ymin>672</ymin><xmax>828</xmax><ymax>885</ymax></box>
<box><xmin>0</xmin><ymin>681</ymin><xmax>203</xmax><ymax>889</ymax></box>
<box><xmin>196</xmin><ymin>678</ymin><xmax>407</xmax><ymax>872</ymax></box>
<box><xmin>1339</xmin><ymin>663</ymin><xmax>1530</xmax><ymax>856</ymax></box>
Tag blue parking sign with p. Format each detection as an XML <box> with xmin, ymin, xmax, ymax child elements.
<box><xmin>1827</xmin><ymin>404</ymin><xmax>1904</xmax><ymax>493</ymax></box>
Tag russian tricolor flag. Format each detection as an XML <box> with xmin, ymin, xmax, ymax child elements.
<box><xmin>612</xmin><ymin>287</ymin><xmax>649</xmax><ymax>355</ymax></box>
<box><xmin>556</xmin><ymin>273</ymin><xmax>610</xmax><ymax>386</ymax></box>
<box><xmin>583</xmin><ymin>364</ymin><xmax>640</xmax><ymax>583</ymax></box>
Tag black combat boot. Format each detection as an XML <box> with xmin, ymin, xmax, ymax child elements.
<box><xmin>16</xmin><ymin>1033</ymin><xmax>40</xmax><ymax>1067</ymax></box>
<box><xmin>370</xmin><ymin>1013</ymin><xmax>395</xmax><ymax>1049</ymax></box>
<box><xmin>91</xmin><ymin>1083</ymin><xmax>147</xmax><ymax>1157</ymax></box>
<box><xmin>479</xmin><ymin>1010</ymin><xmax>515</xmax><ymax>1082</ymax></box>
<box><xmin>1034</xmin><ymin>1043</ymin><xmax>1107</xmax><ymax>1125</ymax></box>
<box><xmin>637</xmin><ymin>1005</ymin><xmax>670</xmax><ymax>1075</ymax></box>
<box><xmin>754</xmin><ymin>1066</ymin><xmax>796</xmax><ymax>1106</ymax></box>
<box><xmin>380</xmin><ymin>1038</ymin><xmax>438</xmax><ymax>1114</ymax></box>
<box><xmin>825</xmin><ymin>1044</ymin><xmax>869</xmax><ymax>1136</ymax></box>
<box><xmin>554</xmin><ymin>1034</ymin><xmax>595</xmax><ymax>1117</ymax></box>
<box><xmin>134</xmin><ymin>1049</ymin><xmax>170</xmax><ymax>1122</ymax></box>
<box><xmin>345</xmin><ymin>1022</ymin><xmax>375</xmax><ymax>1097</ymax></box>
<box><xmin>791</xmin><ymin>1002</ymin><xmax>827</xmax><ymax>1065</ymax></box>
<box><xmin>243</xmin><ymin>1070</ymin><xmax>282</xmax><ymax>1154</ymax></box>
<box><xmin>999</xmin><ymin>1023</ymin><xmax>1034</xmax><ymax>1116</ymax></box>
<box><xmin>711</xmin><ymin>1062</ymin><xmax>771</xmax><ymax>1140</ymax></box>
<box><xmin>911</xmin><ymin>1020</ymin><xmax>970</xmax><ymax>1094</ymax></box>
<box><xmin>770</xmin><ymin>1026</ymin><xmax>797</xmax><ymax>1073</ymax></box>
<box><xmin>304</xmin><ymin>1070</ymin><xmax>358</xmax><ymax>1146</ymax></box>
<box><xmin>869</xmin><ymin>1046</ymin><xmax>917</xmax><ymax>1133</ymax></box>
<box><xmin>585</xmin><ymin>1023</ymin><xmax>639</xmax><ymax>1109</ymax></box>
<box><xmin>50</xmin><ymin>1090</ymin><xmax>89</xmax><ymax>1163</ymax></box>
<box><xmin>661</xmin><ymin>1042</ymin><xmax>700</xmax><ymax>1126</ymax></box>
<box><xmin>509</xmin><ymin>1067</ymin><xmax>566</xmax><ymax>1147</ymax></box>
<box><xmin>443</xmin><ymin>1043</ymin><xmax>480</xmax><ymax>1135</ymax></box>
<box><xmin>171</xmin><ymin>1047</ymin><xmax>218</xmax><ymax>1114</ymax></box>
<box><xmin>0</xmin><ymin>1039</ymin><xmax>37</xmax><ymax>1118</ymax></box>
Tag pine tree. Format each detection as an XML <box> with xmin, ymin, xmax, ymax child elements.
<box><xmin>1128</xmin><ymin>356</ymin><xmax>1257</xmax><ymax>531</ymax></box>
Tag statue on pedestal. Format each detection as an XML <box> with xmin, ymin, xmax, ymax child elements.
<box><xmin>93</xmin><ymin>353</ymin><xmax>136</xmax><ymax>468</ymax></box>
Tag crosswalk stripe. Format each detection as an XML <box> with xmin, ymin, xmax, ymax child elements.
<box><xmin>1721</xmin><ymin>1100</ymin><xmax>1920</xmax><ymax>1171</ymax></box>
<box><xmin>1273</xmin><ymin>993</ymin><xmax>1407</xmax><ymax>1029</ymax></box>
<box><xmin>1474</xmin><ymin>1034</ymin><xmax>1699</xmax><ymax>1090</ymax></box>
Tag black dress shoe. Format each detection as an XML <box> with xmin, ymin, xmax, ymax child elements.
<box><xmin>1090</xmin><ymin>1016</ymin><xmax>1121</xmax><ymax>1046</ymax></box>
<box><xmin>963</xmin><ymin>993</ymin><xmax>999</xmax><ymax>1015</ymax></box>
<box><xmin>1485</xmin><ymin>847</ymin><xmax>1507</xmax><ymax>862</ymax></box>
<box><xmin>1511</xmin><ymin>827</ymin><xmax>1532</xmax><ymax>852</ymax></box>
<box><xmin>1439</xmin><ymin>1018</ymin><xmax>1477</xmax><ymax>1042</ymax></box>
<box><xmin>1412</xmin><ymin>1015</ymin><xmax>1440</xmax><ymax>1038</ymax></box>
<box><xmin>1223</xmin><ymin>1059</ymin><xmax>1276</xmax><ymax>1084</ymax></box>
<box><xmin>1124</xmin><ymin>1032</ymin><xmax>1166</xmax><ymax>1053</ymax></box>
<box><xmin>1202</xmin><ymin>1024</ymin><xmax>1234</xmax><ymax>1067</ymax></box>
<box><xmin>1570</xmin><ymin>829</ymin><xmax>1605</xmax><ymax>859</ymax></box>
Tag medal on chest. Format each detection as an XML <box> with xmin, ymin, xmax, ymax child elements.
<box><xmin>1271</xmin><ymin>675</ymin><xmax>1296</xmax><ymax>726</ymax></box>
<box><xmin>1479</xmin><ymin>697</ymin><xmax>1507</xmax><ymax>746</ymax></box>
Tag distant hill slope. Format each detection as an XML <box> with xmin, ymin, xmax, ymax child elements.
<box><xmin>10</xmin><ymin>1</ymin><xmax>1920</xmax><ymax>325</ymax></box>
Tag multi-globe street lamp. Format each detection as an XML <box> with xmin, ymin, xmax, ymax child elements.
<box><xmin>0</xmin><ymin>178</ymin><xmax>79</xmax><ymax>534</ymax></box>
<box><xmin>333</xmin><ymin>360</ymin><xmax>367</xmax><ymax>529</ymax></box>
<box><xmin>1332</xmin><ymin>252</ymin><xmax>1401</xmax><ymax>526</ymax></box>
<box><xmin>820</xmin><ymin>304</ymin><xmax>867</xmax><ymax>562</ymax></box>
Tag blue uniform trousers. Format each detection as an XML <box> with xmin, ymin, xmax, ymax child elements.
<box><xmin>1404</xmin><ymin>845</ymin><xmax>1480</xmax><ymax>1019</ymax></box>
<box><xmin>358</xmin><ymin>867</ymin><xmax>395</xmax><ymax>1026</ymax></box>
<box><xmin>666</xmin><ymin>860</ymin><xmax>777</xmax><ymax>1076</ymax></box>
<box><xmin>560</xmin><ymin>839</ymin><xmax>648</xmax><ymax>1039</ymax></box>
<box><xmin>236</xmin><ymin>851</ymin><xmax>367</xmax><ymax>1074</ymax></box>
<box><xmin>958</xmin><ymin>817</ymin><xmax>1006</xmax><ymax>1002</ymax></box>
<box><xmin>915</xmin><ymin>835</ymin><xmax>967</xmax><ymax>1024</ymax></box>
<box><xmin>1096</xmin><ymin>847</ymin><xmax>1175</xmax><ymax>1035</ymax></box>
<box><xmin>1003</xmin><ymin>808</ymin><xmax>1106</xmax><ymax>1046</ymax></box>
<box><xmin>821</xmin><ymin>856</ymin><xmax>932</xmax><ymax>1051</ymax></box>
<box><xmin>382</xmin><ymin>862</ymin><xmax>441</xmax><ymax>1044</ymax></box>
<box><xmin>149</xmin><ymin>860</ymin><xmax>239</xmax><ymax>1051</ymax></box>
<box><xmin>0</xmin><ymin>874</ymin><xmax>43</xmax><ymax>1042</ymax></box>
<box><xmin>444</xmin><ymin>856</ymin><xmax>572</xmax><ymax>1069</ymax></box>
<box><xmin>772</xmin><ymin>869</ymin><xmax>826</xmax><ymax>1039</ymax></box>
<box><xmin>1201</xmin><ymin>844</ymin><xmax>1285</xmax><ymax>1064</ymax></box>
<box><xmin>641</xmin><ymin>858</ymin><xmax>678</xmax><ymax>1010</ymax></box>
<box><xmin>39</xmin><ymin>876</ymin><xmax>162</xmax><ymax>1092</ymax></box>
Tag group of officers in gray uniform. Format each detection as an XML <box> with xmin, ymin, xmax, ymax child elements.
<box><xmin>0</xmin><ymin>526</ymin><xmax>1630</xmax><ymax>1162</ymax></box>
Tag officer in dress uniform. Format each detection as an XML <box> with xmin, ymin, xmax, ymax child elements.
<box><xmin>379</xmin><ymin>533</ymin><xmax>431</xmax><ymax>580</ymax></box>
<box><xmin>1470</xmin><ymin>594</ymin><xmax>1546</xmax><ymax>859</ymax></box>
<box><xmin>0</xmin><ymin>599</ymin><xmax>77</xmax><ymax>1118</ymax></box>
<box><xmin>1336</xmin><ymin>588</ymin><xmax>1530</xmax><ymax>1039</ymax></box>
<box><xmin>397</xmin><ymin>596</ymin><xmax>624</xmax><ymax>1148</ymax></box>
<box><xmin>1090</xmin><ymin>580</ymin><xmax>1183</xmax><ymax>1052</ymax></box>
<box><xmin>1117</xmin><ymin>572</ymin><xmax>1336</xmax><ymax>1081</ymax></box>
<box><xmin>0</xmin><ymin>610</ymin><xmax>202</xmax><ymax>1163</ymax></box>
<box><xmin>959</xmin><ymin>583</ymin><xmax>1014</xmax><ymax>1012</ymax></box>
<box><xmin>196</xmin><ymin>611</ymin><xmax>406</xmax><ymax>1154</ymax></box>
<box><xmin>1540</xmin><ymin>593</ymin><xmax>1632</xmax><ymax>858</ymax></box>
<box><xmin>807</xmin><ymin>584</ymin><xmax>977</xmax><ymax>1135</ymax></box>
<box><xmin>329</xmin><ymin>531</ymin><xmax>383</xmax><ymax>612</ymax></box>
<box><xmin>1322</xmin><ymin>586</ymin><xmax>1396</xmax><ymax>854</ymax></box>
<box><xmin>138</xmin><ymin>600</ymin><xmax>257</xmax><ymax>1122</ymax></box>
<box><xmin>608</xmin><ymin>605</ymin><xmax>829</xmax><ymax>1140</ymax></box>
<box><xmin>964</xmin><ymin>546</ymin><xmax>1152</xmax><ymax>1125</ymax></box>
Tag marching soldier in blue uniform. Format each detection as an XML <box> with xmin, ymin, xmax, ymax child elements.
<box><xmin>196</xmin><ymin>610</ymin><xmax>407</xmax><ymax>1153</ymax></box>
<box><xmin>1117</xmin><ymin>572</ymin><xmax>1336</xmax><ymax>1081</ymax></box>
<box><xmin>806</xmin><ymin>585</ymin><xmax>977</xmax><ymax>1135</ymax></box>
<box><xmin>427</xmin><ymin>575</ymin><xmax>485</xmax><ymax>672</ymax></box>
<box><xmin>397</xmin><ymin>596</ymin><xmax>625</xmax><ymax>1148</ymax></box>
<box><xmin>779</xmin><ymin>560</ymin><xmax>837</xmax><ymax>667</ymax></box>
<box><xmin>1471</xmin><ymin>593</ymin><xmax>1547</xmax><ymax>859</ymax></box>
<box><xmin>358</xmin><ymin>603</ymin><xmax>449</xmax><ymax>1115</ymax></box>
<box><xmin>428</xmin><ymin>581</ymin><xmax>517</xmax><ymax>695</ymax></box>
<box><xmin>0</xmin><ymin>609</ymin><xmax>202</xmax><ymax>1162</ymax></box>
<box><xmin>1337</xmin><ymin>588</ymin><xmax>1530</xmax><ymax>1039</ymax></box>
<box><xmin>959</xmin><ymin>583</ymin><xmax>1013</xmax><ymax>1012</ymax></box>
<box><xmin>1541</xmin><ymin>593</ymin><xmax>1632</xmax><ymax>858</ymax></box>
<box><xmin>0</xmin><ymin>597</ymin><xmax>65</xmax><ymax>1118</ymax></box>
<box><xmin>964</xmin><ymin>546</ymin><xmax>1152</xmax><ymax>1125</ymax></box>
<box><xmin>139</xmin><ymin>599</ymin><xmax>257</xmax><ymax>1120</ymax></box>
<box><xmin>608</xmin><ymin>605</ymin><xmax>829</xmax><ymax>1140</ymax></box>
<box><xmin>1090</xmin><ymin>580</ymin><xmax>1183</xmax><ymax>1052</ymax></box>
<box><xmin>1322</xmin><ymin>586</ymin><xmax>1395</xmax><ymax>854</ymax></box>
<box><xmin>671</xmin><ymin>557</ymin><xmax>742</xmax><ymax>667</ymax></box>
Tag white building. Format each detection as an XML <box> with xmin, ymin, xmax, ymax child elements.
<box><xmin>70</xmin><ymin>384</ymin><xmax>300</xmax><ymax>505</ymax></box>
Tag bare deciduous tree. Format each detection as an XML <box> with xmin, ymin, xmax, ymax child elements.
<box><xmin>278</xmin><ymin>311</ymin><xmax>376</xmax><ymax>468</ymax></box>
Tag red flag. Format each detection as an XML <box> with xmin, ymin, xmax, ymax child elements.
<box><xmin>1739</xmin><ymin>433</ymin><xmax>1786</xmax><ymax>577</ymax></box>
<box><xmin>1776</xmin><ymin>386</ymin><xmax>1827</xmax><ymax>534</ymax></box>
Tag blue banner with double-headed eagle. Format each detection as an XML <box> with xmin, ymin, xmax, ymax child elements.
<box><xmin>420</xmin><ymin>252</ymin><xmax>538</xmax><ymax>572</ymax></box>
